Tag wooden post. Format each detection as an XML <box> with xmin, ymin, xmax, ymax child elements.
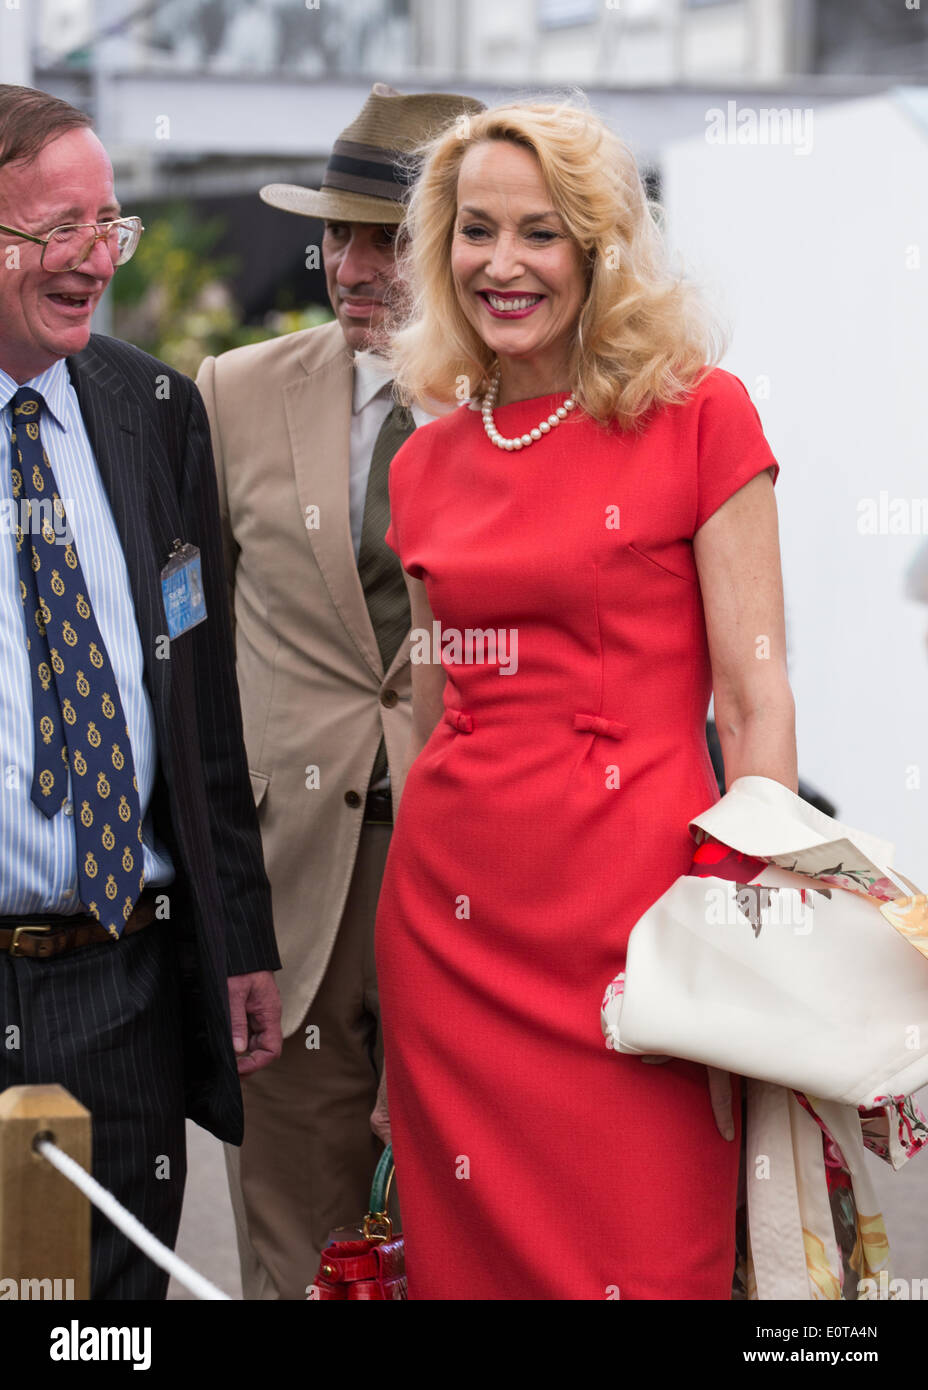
<box><xmin>0</xmin><ymin>1085</ymin><xmax>91</xmax><ymax>1299</ymax></box>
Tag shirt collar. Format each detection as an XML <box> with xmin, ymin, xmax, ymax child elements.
<box><xmin>0</xmin><ymin>356</ymin><xmax>70</xmax><ymax>431</ymax></box>
<box><xmin>352</xmin><ymin>349</ymin><xmax>394</xmax><ymax>415</ymax></box>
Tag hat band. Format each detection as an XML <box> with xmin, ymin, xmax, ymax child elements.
<box><xmin>322</xmin><ymin>137</ymin><xmax>419</xmax><ymax>204</ymax></box>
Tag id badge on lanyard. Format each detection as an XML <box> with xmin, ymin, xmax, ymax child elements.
<box><xmin>161</xmin><ymin>539</ymin><xmax>207</xmax><ymax>639</ymax></box>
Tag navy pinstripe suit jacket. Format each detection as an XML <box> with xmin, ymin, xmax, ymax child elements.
<box><xmin>67</xmin><ymin>333</ymin><xmax>280</xmax><ymax>1145</ymax></box>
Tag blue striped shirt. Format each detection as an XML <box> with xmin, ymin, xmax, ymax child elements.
<box><xmin>0</xmin><ymin>357</ymin><xmax>174</xmax><ymax>913</ymax></box>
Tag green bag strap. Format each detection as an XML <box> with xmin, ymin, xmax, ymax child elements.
<box><xmin>363</xmin><ymin>1143</ymin><xmax>395</xmax><ymax>1242</ymax></box>
<box><xmin>370</xmin><ymin>1142</ymin><xmax>393</xmax><ymax>1212</ymax></box>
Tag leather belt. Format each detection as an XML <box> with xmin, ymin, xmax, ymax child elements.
<box><xmin>364</xmin><ymin>785</ymin><xmax>393</xmax><ymax>824</ymax></box>
<box><xmin>0</xmin><ymin>889</ymin><xmax>158</xmax><ymax>959</ymax></box>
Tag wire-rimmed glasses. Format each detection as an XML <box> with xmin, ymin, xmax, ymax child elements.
<box><xmin>0</xmin><ymin>216</ymin><xmax>144</xmax><ymax>272</ymax></box>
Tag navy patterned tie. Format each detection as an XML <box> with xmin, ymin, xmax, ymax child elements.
<box><xmin>9</xmin><ymin>388</ymin><xmax>144</xmax><ymax>937</ymax></box>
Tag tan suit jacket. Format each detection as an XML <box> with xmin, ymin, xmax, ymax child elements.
<box><xmin>197</xmin><ymin>320</ymin><xmax>413</xmax><ymax>1037</ymax></box>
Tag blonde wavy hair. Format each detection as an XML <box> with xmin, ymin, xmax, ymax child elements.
<box><xmin>381</xmin><ymin>95</ymin><xmax>728</xmax><ymax>430</ymax></box>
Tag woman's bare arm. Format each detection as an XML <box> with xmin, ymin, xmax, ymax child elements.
<box><xmin>693</xmin><ymin>469</ymin><xmax>798</xmax><ymax>794</ymax></box>
<box><xmin>398</xmin><ymin>571</ymin><xmax>446</xmax><ymax>793</ymax></box>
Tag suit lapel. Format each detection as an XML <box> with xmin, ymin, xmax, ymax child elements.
<box><xmin>284</xmin><ymin>343</ymin><xmax>385</xmax><ymax>681</ymax></box>
<box><xmin>67</xmin><ymin>347</ymin><xmax>175</xmax><ymax>772</ymax></box>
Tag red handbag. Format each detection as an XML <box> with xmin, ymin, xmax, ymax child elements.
<box><xmin>310</xmin><ymin>1145</ymin><xmax>406</xmax><ymax>1300</ymax></box>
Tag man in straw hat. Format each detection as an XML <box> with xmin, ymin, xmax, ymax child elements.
<box><xmin>196</xmin><ymin>82</ymin><xmax>483</xmax><ymax>1300</ymax></box>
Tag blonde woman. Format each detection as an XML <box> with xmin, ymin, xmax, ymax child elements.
<box><xmin>374</xmin><ymin>98</ymin><xmax>796</xmax><ymax>1299</ymax></box>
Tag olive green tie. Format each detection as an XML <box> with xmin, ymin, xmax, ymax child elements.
<box><xmin>357</xmin><ymin>398</ymin><xmax>415</xmax><ymax>787</ymax></box>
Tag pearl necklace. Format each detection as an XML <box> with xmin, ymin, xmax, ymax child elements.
<box><xmin>480</xmin><ymin>367</ymin><xmax>577</xmax><ymax>451</ymax></box>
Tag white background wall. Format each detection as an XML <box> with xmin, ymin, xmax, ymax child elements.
<box><xmin>664</xmin><ymin>92</ymin><xmax>928</xmax><ymax>879</ymax></box>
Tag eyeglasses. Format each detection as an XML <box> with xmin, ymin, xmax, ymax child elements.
<box><xmin>0</xmin><ymin>216</ymin><xmax>144</xmax><ymax>272</ymax></box>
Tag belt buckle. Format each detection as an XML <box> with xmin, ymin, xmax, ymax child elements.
<box><xmin>9</xmin><ymin>924</ymin><xmax>53</xmax><ymax>958</ymax></box>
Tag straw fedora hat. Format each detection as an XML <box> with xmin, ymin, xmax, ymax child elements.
<box><xmin>260</xmin><ymin>83</ymin><xmax>485</xmax><ymax>225</ymax></box>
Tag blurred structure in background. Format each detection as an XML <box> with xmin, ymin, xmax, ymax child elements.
<box><xmin>3</xmin><ymin>0</ymin><xmax>928</xmax><ymax>355</ymax></box>
<box><xmin>662</xmin><ymin>78</ymin><xmax>928</xmax><ymax>871</ymax></box>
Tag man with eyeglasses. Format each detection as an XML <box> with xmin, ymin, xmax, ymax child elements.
<box><xmin>0</xmin><ymin>84</ymin><xmax>282</xmax><ymax>1299</ymax></box>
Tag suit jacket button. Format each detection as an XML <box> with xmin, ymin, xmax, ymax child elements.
<box><xmin>344</xmin><ymin>790</ymin><xmax>362</xmax><ymax>808</ymax></box>
<box><xmin>381</xmin><ymin>689</ymin><xmax>399</xmax><ymax>708</ymax></box>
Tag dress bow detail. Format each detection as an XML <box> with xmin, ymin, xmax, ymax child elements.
<box><xmin>445</xmin><ymin>709</ymin><xmax>474</xmax><ymax>734</ymax></box>
<box><xmin>573</xmin><ymin>712</ymin><xmax>628</xmax><ymax>740</ymax></box>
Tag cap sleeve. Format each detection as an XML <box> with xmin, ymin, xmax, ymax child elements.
<box><xmin>384</xmin><ymin>433</ymin><xmax>424</xmax><ymax>580</ymax></box>
<box><xmin>694</xmin><ymin>370</ymin><xmax>780</xmax><ymax>534</ymax></box>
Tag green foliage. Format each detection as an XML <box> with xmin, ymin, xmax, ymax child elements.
<box><xmin>111</xmin><ymin>203</ymin><xmax>333</xmax><ymax>378</ymax></box>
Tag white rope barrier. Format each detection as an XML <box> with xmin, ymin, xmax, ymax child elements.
<box><xmin>35</xmin><ymin>1137</ymin><xmax>231</xmax><ymax>1301</ymax></box>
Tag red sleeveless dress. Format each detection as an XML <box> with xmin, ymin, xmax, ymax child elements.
<box><xmin>375</xmin><ymin>368</ymin><xmax>780</xmax><ymax>1299</ymax></box>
